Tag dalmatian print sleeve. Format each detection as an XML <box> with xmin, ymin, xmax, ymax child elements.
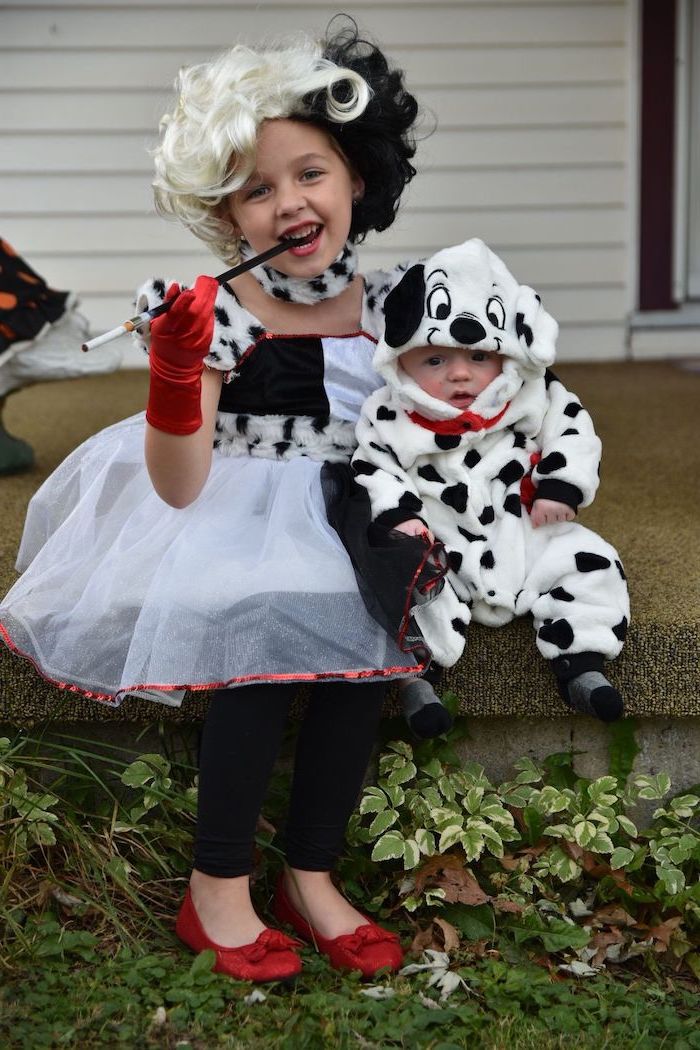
<box><xmin>132</xmin><ymin>278</ymin><xmax>264</xmax><ymax>377</ymax></box>
<box><xmin>532</xmin><ymin>370</ymin><xmax>602</xmax><ymax>510</ymax></box>
<box><xmin>353</xmin><ymin>390</ymin><xmax>428</xmax><ymax>529</ymax></box>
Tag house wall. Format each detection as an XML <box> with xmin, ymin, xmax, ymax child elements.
<box><xmin>1</xmin><ymin>0</ymin><xmax>631</xmax><ymax>365</ymax></box>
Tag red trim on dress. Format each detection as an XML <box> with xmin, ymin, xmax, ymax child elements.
<box><xmin>0</xmin><ymin>621</ymin><xmax>424</xmax><ymax>707</ymax></box>
<box><xmin>407</xmin><ymin>402</ymin><xmax>510</xmax><ymax>435</ymax></box>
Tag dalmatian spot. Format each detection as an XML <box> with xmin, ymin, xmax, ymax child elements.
<box><xmin>512</xmin><ymin>431</ymin><xmax>526</xmax><ymax>449</ymax></box>
<box><xmin>248</xmin><ymin>325</ymin><xmax>265</xmax><ymax>341</ymax></box>
<box><xmin>153</xmin><ymin>278</ymin><xmax>166</xmax><ymax>298</ymax></box>
<box><xmin>353</xmin><ymin>460</ymin><xmax>378</xmax><ymax>476</ymax></box>
<box><xmin>208</xmin><ymin>351</ymin><xmax>221</xmax><ymax>362</ymax></box>
<box><xmin>612</xmin><ymin>616</ymin><xmax>628</xmax><ymax>642</ymax></box>
<box><xmin>498</xmin><ymin>460</ymin><xmax>525</xmax><ymax>486</ymax></box>
<box><xmin>544</xmin><ymin>368</ymin><xmax>560</xmax><ymax>388</ymax></box>
<box><xmin>309</xmin><ymin>278</ymin><xmax>327</xmax><ymax>295</ymax></box>
<box><xmin>537</xmin><ymin>452</ymin><xmax>567</xmax><ymax>474</ymax></box>
<box><xmin>451</xmin><ymin>618</ymin><xmax>469</xmax><ymax>637</ymax></box>
<box><xmin>564</xmin><ymin>401</ymin><xmax>583</xmax><ymax>418</ymax></box>
<box><xmin>214</xmin><ymin>306</ymin><xmax>231</xmax><ymax>327</ymax></box>
<box><xmin>369</xmin><ymin>441</ymin><xmax>391</xmax><ymax>456</ymax></box>
<box><xmin>503</xmin><ymin>493</ymin><xmax>522</xmax><ymax>517</ymax></box>
<box><xmin>447</xmin><ymin>550</ymin><xmax>463</xmax><ymax>572</ymax></box>
<box><xmin>615</xmin><ymin>559</ymin><xmax>627</xmax><ymax>581</ymax></box>
<box><xmin>272</xmin><ymin>286</ymin><xmax>292</xmax><ymax>302</ymax></box>
<box><xmin>479</xmin><ymin>506</ymin><xmax>495</xmax><ymax>525</ymax></box>
<box><xmin>283</xmin><ymin>418</ymin><xmax>295</xmax><ymax>441</ymax></box>
<box><xmin>515</xmin><ymin>312</ymin><xmax>533</xmax><ymax>347</ymax></box>
<box><xmin>550</xmin><ymin>587</ymin><xmax>575</xmax><ymax>602</ymax></box>
<box><xmin>376</xmin><ymin>405</ymin><xmax>397</xmax><ymax>421</ymax></box>
<box><xmin>562</xmin><ymin>429</ymin><xmax>579</xmax><ymax>437</ymax></box>
<box><xmin>480</xmin><ymin>550</ymin><xmax>495</xmax><ymax>569</ymax></box>
<box><xmin>575</xmin><ymin>552</ymin><xmax>612</xmax><ymax>573</ymax></box>
<box><xmin>440</xmin><ymin>483</ymin><xmax>469</xmax><ymax>513</ymax></box>
<box><xmin>464</xmin><ymin>449</ymin><xmax>481</xmax><ymax>468</ymax></box>
<box><xmin>487</xmin><ymin>589</ymin><xmax>495</xmax><ymax>596</ymax></box>
<box><xmin>235</xmin><ymin>415</ymin><xmax>249</xmax><ymax>435</ymax></box>
<box><xmin>312</xmin><ymin>416</ymin><xmax>329</xmax><ymax>433</ymax></box>
<box><xmin>435</xmin><ymin>434</ymin><xmax>462</xmax><ymax>451</ymax></box>
<box><xmin>274</xmin><ymin>441</ymin><xmax>291</xmax><ymax>457</ymax></box>
<box><xmin>458</xmin><ymin>526</ymin><xmax>487</xmax><ymax>543</ymax></box>
<box><xmin>538</xmin><ymin>618</ymin><xmax>574</xmax><ymax>649</ymax></box>
<box><xmin>330</xmin><ymin>260</ymin><xmax>348</xmax><ymax>277</ymax></box>
<box><xmin>398</xmin><ymin>491</ymin><xmax>423</xmax><ymax>514</ymax></box>
<box><xmin>417</xmin><ymin>464</ymin><xmax>446</xmax><ymax>484</ymax></box>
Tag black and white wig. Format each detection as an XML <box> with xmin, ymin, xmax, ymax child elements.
<box><xmin>152</xmin><ymin>18</ymin><xmax>419</xmax><ymax>264</ymax></box>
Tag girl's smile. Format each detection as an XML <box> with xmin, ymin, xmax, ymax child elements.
<box><xmin>227</xmin><ymin>119</ymin><xmax>364</xmax><ymax>278</ymax></box>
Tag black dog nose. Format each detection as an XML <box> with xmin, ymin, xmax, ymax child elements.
<box><xmin>450</xmin><ymin>317</ymin><xmax>487</xmax><ymax>346</ymax></box>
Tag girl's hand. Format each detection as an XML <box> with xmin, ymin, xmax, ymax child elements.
<box><xmin>530</xmin><ymin>498</ymin><xmax>575</xmax><ymax>528</ymax></box>
<box><xmin>392</xmin><ymin>518</ymin><xmax>435</xmax><ymax>543</ymax></box>
<box><xmin>146</xmin><ymin>275</ymin><xmax>219</xmax><ymax>435</ymax></box>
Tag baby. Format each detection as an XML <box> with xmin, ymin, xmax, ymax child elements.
<box><xmin>348</xmin><ymin>238</ymin><xmax>630</xmax><ymax>735</ymax></box>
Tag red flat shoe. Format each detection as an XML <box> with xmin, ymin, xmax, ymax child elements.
<box><xmin>175</xmin><ymin>888</ymin><xmax>302</xmax><ymax>983</ymax></box>
<box><xmin>273</xmin><ymin>873</ymin><xmax>403</xmax><ymax>978</ymax></box>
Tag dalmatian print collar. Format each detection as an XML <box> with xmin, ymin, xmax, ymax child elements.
<box><xmin>239</xmin><ymin>241</ymin><xmax>358</xmax><ymax>305</ymax></box>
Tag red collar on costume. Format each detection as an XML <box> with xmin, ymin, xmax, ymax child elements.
<box><xmin>406</xmin><ymin>402</ymin><xmax>510</xmax><ymax>435</ymax></box>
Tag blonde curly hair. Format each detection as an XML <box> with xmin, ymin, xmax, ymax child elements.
<box><xmin>152</xmin><ymin>33</ymin><xmax>371</xmax><ymax>264</ymax></box>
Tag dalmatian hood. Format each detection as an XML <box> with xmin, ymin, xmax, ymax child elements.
<box><xmin>373</xmin><ymin>238</ymin><xmax>559</xmax><ymax>422</ymax></box>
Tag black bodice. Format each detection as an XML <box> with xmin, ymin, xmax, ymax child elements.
<box><xmin>217</xmin><ymin>335</ymin><xmax>330</xmax><ymax>418</ymax></box>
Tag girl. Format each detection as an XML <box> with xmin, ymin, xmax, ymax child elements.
<box><xmin>0</xmin><ymin>22</ymin><xmax>426</xmax><ymax>982</ymax></box>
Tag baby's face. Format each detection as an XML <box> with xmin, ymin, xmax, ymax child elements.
<box><xmin>399</xmin><ymin>345</ymin><xmax>503</xmax><ymax>410</ymax></box>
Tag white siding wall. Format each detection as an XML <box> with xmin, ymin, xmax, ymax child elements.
<box><xmin>1</xmin><ymin>0</ymin><xmax>631</xmax><ymax>364</ymax></box>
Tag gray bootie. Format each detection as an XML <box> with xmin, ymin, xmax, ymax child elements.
<box><xmin>400</xmin><ymin>678</ymin><xmax>453</xmax><ymax>739</ymax></box>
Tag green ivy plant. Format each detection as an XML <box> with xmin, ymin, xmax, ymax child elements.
<box><xmin>347</xmin><ymin>740</ymin><xmax>700</xmax><ymax>920</ymax></box>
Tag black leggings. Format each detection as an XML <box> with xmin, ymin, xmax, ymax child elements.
<box><xmin>194</xmin><ymin>680</ymin><xmax>386</xmax><ymax>877</ymax></box>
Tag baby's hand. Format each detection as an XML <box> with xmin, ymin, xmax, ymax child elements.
<box><xmin>392</xmin><ymin>518</ymin><xmax>435</xmax><ymax>543</ymax></box>
<box><xmin>530</xmin><ymin>499</ymin><xmax>575</xmax><ymax>528</ymax></box>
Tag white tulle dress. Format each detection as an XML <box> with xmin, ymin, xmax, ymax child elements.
<box><xmin>0</xmin><ymin>275</ymin><xmax>420</xmax><ymax>706</ymax></box>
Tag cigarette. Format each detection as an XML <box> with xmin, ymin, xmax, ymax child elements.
<box><xmin>81</xmin><ymin>233</ymin><xmax>314</xmax><ymax>353</ymax></box>
<box><xmin>82</xmin><ymin>315</ymin><xmax>151</xmax><ymax>352</ymax></box>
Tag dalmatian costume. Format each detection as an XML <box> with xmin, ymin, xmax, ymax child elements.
<box><xmin>351</xmin><ymin>238</ymin><xmax>630</xmax><ymax>721</ymax></box>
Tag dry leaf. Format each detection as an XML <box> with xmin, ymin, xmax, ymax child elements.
<box><xmin>415</xmin><ymin>855</ymin><xmax>491</xmax><ymax>906</ymax></box>
<box><xmin>590</xmin><ymin>928</ymin><xmax>625</xmax><ymax>967</ymax></box>
<box><xmin>409</xmin><ymin>918</ymin><xmax>460</xmax><ymax>955</ymax></box>
<box><xmin>493</xmin><ymin>898</ymin><xmax>524</xmax><ymax>914</ymax></box>
<box><xmin>592</xmin><ymin>904</ymin><xmax>637</xmax><ymax>928</ymax></box>
<box><xmin>409</xmin><ymin>924</ymin><xmax>440</xmax><ymax>956</ymax></box>
<box><xmin>433</xmin><ymin>917</ymin><xmax>460</xmax><ymax>953</ymax></box>
<box><xmin>649</xmin><ymin>916</ymin><xmax>684</xmax><ymax>952</ymax></box>
<box><xmin>499</xmin><ymin>855</ymin><xmax>521</xmax><ymax>872</ymax></box>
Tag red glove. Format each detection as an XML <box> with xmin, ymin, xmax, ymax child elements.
<box><xmin>146</xmin><ymin>275</ymin><xmax>219</xmax><ymax>435</ymax></box>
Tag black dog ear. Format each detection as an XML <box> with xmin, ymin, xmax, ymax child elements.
<box><xmin>382</xmin><ymin>264</ymin><xmax>425</xmax><ymax>347</ymax></box>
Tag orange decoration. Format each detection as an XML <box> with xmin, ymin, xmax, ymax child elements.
<box><xmin>0</xmin><ymin>292</ymin><xmax>19</xmax><ymax>309</ymax></box>
<box><xmin>18</xmin><ymin>271</ymin><xmax>40</xmax><ymax>285</ymax></box>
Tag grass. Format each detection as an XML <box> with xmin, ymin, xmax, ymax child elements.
<box><xmin>1</xmin><ymin>726</ymin><xmax>699</xmax><ymax>1049</ymax></box>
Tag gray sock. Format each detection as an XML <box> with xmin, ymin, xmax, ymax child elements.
<box><xmin>401</xmin><ymin>679</ymin><xmax>453</xmax><ymax>739</ymax></box>
<box><xmin>561</xmin><ymin>671</ymin><xmax>623</xmax><ymax>723</ymax></box>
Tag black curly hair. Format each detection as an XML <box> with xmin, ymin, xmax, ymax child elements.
<box><xmin>299</xmin><ymin>16</ymin><xmax>419</xmax><ymax>243</ymax></box>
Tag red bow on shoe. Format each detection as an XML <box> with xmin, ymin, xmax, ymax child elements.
<box><xmin>340</xmin><ymin>923</ymin><xmax>400</xmax><ymax>955</ymax></box>
<box><xmin>244</xmin><ymin>929</ymin><xmax>303</xmax><ymax>963</ymax></box>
